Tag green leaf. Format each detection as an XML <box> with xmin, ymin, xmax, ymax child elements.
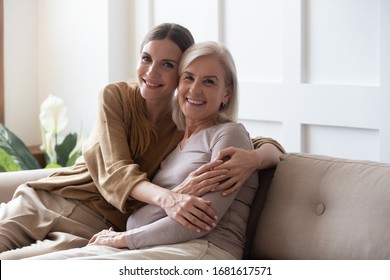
<box><xmin>0</xmin><ymin>147</ymin><xmax>22</xmax><ymax>172</ymax></box>
<box><xmin>0</xmin><ymin>124</ymin><xmax>41</xmax><ymax>170</ymax></box>
<box><xmin>45</xmin><ymin>162</ymin><xmax>62</xmax><ymax>169</ymax></box>
<box><xmin>66</xmin><ymin>150</ymin><xmax>82</xmax><ymax>166</ymax></box>
<box><xmin>55</xmin><ymin>132</ymin><xmax>77</xmax><ymax>167</ymax></box>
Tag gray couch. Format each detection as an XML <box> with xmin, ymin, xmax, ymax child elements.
<box><xmin>245</xmin><ymin>153</ymin><xmax>390</xmax><ymax>259</ymax></box>
<box><xmin>1</xmin><ymin>153</ymin><xmax>390</xmax><ymax>259</ymax></box>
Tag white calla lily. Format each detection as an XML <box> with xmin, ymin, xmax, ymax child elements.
<box><xmin>38</xmin><ymin>95</ymin><xmax>85</xmax><ymax>167</ymax></box>
<box><xmin>43</xmin><ymin>131</ymin><xmax>57</xmax><ymax>164</ymax></box>
<box><xmin>39</xmin><ymin>95</ymin><xmax>68</xmax><ymax>134</ymax></box>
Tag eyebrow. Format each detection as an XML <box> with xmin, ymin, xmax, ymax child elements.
<box><xmin>181</xmin><ymin>71</ymin><xmax>219</xmax><ymax>80</ymax></box>
<box><xmin>182</xmin><ymin>71</ymin><xmax>193</xmax><ymax>76</ymax></box>
<box><xmin>141</xmin><ymin>52</ymin><xmax>179</xmax><ymax>64</ymax></box>
<box><xmin>163</xmin><ymin>59</ymin><xmax>179</xmax><ymax>65</ymax></box>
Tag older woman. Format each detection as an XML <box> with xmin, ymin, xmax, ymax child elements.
<box><xmin>28</xmin><ymin>41</ymin><xmax>265</xmax><ymax>260</ymax></box>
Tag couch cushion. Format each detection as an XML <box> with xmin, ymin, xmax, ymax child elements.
<box><xmin>252</xmin><ymin>153</ymin><xmax>390</xmax><ymax>259</ymax></box>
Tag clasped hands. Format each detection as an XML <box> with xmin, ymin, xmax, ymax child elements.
<box><xmin>165</xmin><ymin>149</ymin><xmax>257</xmax><ymax>232</ymax></box>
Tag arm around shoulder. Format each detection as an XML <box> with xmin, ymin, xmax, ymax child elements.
<box><xmin>252</xmin><ymin>142</ymin><xmax>284</xmax><ymax>170</ymax></box>
<box><xmin>252</xmin><ymin>136</ymin><xmax>285</xmax><ymax>170</ymax></box>
<box><xmin>211</xmin><ymin>135</ymin><xmax>285</xmax><ymax>195</ymax></box>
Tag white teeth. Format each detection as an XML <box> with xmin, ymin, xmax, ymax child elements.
<box><xmin>187</xmin><ymin>98</ymin><xmax>205</xmax><ymax>105</ymax></box>
<box><xmin>145</xmin><ymin>80</ymin><xmax>160</xmax><ymax>87</ymax></box>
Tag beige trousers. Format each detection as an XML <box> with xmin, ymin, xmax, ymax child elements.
<box><xmin>0</xmin><ymin>184</ymin><xmax>109</xmax><ymax>259</ymax></box>
<box><xmin>27</xmin><ymin>239</ymin><xmax>236</xmax><ymax>260</ymax></box>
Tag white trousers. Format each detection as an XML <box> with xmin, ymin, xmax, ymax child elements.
<box><xmin>27</xmin><ymin>239</ymin><xmax>236</xmax><ymax>260</ymax></box>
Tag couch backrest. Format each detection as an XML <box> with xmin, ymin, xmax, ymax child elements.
<box><xmin>246</xmin><ymin>153</ymin><xmax>390</xmax><ymax>260</ymax></box>
<box><xmin>243</xmin><ymin>167</ymin><xmax>275</xmax><ymax>259</ymax></box>
<box><xmin>0</xmin><ymin>168</ymin><xmax>61</xmax><ymax>203</ymax></box>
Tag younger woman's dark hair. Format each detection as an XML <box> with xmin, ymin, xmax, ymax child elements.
<box><xmin>130</xmin><ymin>23</ymin><xmax>194</xmax><ymax>159</ymax></box>
<box><xmin>140</xmin><ymin>23</ymin><xmax>195</xmax><ymax>53</ymax></box>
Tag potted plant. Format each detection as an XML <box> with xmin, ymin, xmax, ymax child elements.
<box><xmin>0</xmin><ymin>95</ymin><xmax>85</xmax><ymax>172</ymax></box>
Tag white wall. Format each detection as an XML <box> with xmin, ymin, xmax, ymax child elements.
<box><xmin>130</xmin><ymin>0</ymin><xmax>390</xmax><ymax>163</ymax></box>
<box><xmin>4</xmin><ymin>0</ymin><xmax>40</xmax><ymax>144</ymax></box>
<box><xmin>37</xmin><ymin>0</ymin><xmax>109</xmax><ymax>137</ymax></box>
<box><xmin>4</xmin><ymin>0</ymin><xmax>130</xmax><ymax>144</ymax></box>
<box><xmin>4</xmin><ymin>0</ymin><xmax>390</xmax><ymax>163</ymax></box>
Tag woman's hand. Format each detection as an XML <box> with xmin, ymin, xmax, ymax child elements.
<box><xmin>212</xmin><ymin>147</ymin><xmax>258</xmax><ymax>196</ymax></box>
<box><xmin>171</xmin><ymin>160</ymin><xmax>228</xmax><ymax>196</ymax></box>
<box><xmin>212</xmin><ymin>144</ymin><xmax>282</xmax><ymax>196</ymax></box>
<box><xmin>157</xmin><ymin>160</ymin><xmax>229</xmax><ymax>232</ymax></box>
<box><xmin>161</xmin><ymin>192</ymin><xmax>217</xmax><ymax>233</ymax></box>
<box><xmin>88</xmin><ymin>228</ymin><xmax>128</xmax><ymax>248</ymax></box>
<box><xmin>130</xmin><ymin>164</ymin><xmax>224</xmax><ymax>233</ymax></box>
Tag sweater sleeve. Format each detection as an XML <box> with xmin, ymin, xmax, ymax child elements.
<box><xmin>82</xmin><ymin>83</ymin><xmax>149</xmax><ymax>213</ymax></box>
<box><xmin>125</xmin><ymin>123</ymin><xmax>255</xmax><ymax>249</ymax></box>
<box><xmin>252</xmin><ymin>136</ymin><xmax>286</xmax><ymax>153</ymax></box>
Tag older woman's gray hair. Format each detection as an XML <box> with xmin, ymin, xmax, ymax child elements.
<box><xmin>172</xmin><ymin>41</ymin><xmax>238</xmax><ymax>131</ymax></box>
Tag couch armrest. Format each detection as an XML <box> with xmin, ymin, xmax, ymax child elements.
<box><xmin>0</xmin><ymin>168</ymin><xmax>62</xmax><ymax>203</ymax></box>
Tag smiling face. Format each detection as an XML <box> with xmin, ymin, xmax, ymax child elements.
<box><xmin>137</xmin><ymin>39</ymin><xmax>182</xmax><ymax>105</ymax></box>
<box><xmin>177</xmin><ymin>55</ymin><xmax>232</xmax><ymax>129</ymax></box>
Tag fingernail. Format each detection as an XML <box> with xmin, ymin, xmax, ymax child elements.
<box><xmin>222</xmin><ymin>192</ymin><xmax>227</xmax><ymax>196</ymax></box>
<box><xmin>206</xmin><ymin>226</ymin><xmax>211</xmax><ymax>231</ymax></box>
<box><xmin>196</xmin><ymin>229</ymin><xmax>201</xmax><ymax>233</ymax></box>
<box><xmin>212</xmin><ymin>223</ymin><xmax>216</xmax><ymax>227</ymax></box>
<box><xmin>214</xmin><ymin>216</ymin><xmax>218</xmax><ymax>220</ymax></box>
